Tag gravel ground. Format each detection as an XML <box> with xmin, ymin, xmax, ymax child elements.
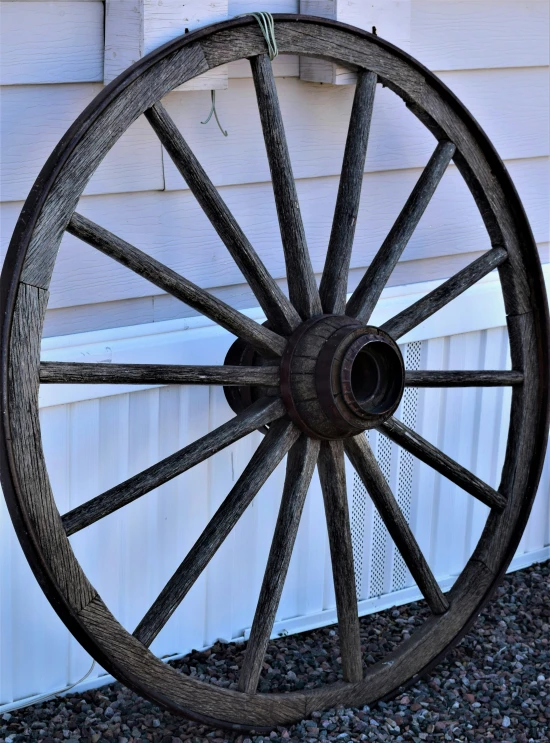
<box><xmin>1</xmin><ymin>560</ymin><xmax>548</xmax><ymax>743</ymax></box>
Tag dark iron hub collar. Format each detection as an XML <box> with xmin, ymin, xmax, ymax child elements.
<box><xmin>225</xmin><ymin>315</ymin><xmax>404</xmax><ymax>440</ymax></box>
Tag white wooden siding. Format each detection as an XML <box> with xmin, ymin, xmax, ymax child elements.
<box><xmin>0</xmin><ymin>1</ymin><xmax>105</xmax><ymax>85</ymax></box>
<box><xmin>411</xmin><ymin>1</ymin><xmax>550</xmax><ymax>71</ymax></box>
<box><xmin>1</xmin><ymin>270</ymin><xmax>549</xmax><ymax>708</ymax></box>
<box><xmin>0</xmin><ymin>84</ymin><xmax>164</xmax><ymax>202</ymax></box>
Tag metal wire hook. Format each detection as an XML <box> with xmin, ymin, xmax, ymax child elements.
<box><xmin>201</xmin><ymin>90</ymin><xmax>228</xmax><ymax>137</ymax></box>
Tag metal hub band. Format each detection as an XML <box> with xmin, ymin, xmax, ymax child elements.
<box><xmin>225</xmin><ymin>315</ymin><xmax>405</xmax><ymax>439</ymax></box>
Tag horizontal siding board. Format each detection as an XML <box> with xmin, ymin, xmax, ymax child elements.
<box><xmin>1</xmin><ymin>157</ymin><xmax>546</xmax><ymax>311</ymax></box>
<box><xmin>438</xmin><ymin>67</ymin><xmax>550</xmax><ymax>161</ymax></box>
<box><xmin>3</xmin><ymin>66</ymin><xmax>546</xmax><ymax>203</ymax></box>
<box><xmin>164</xmin><ymin>69</ymin><xmax>548</xmax><ymax>192</ymax></box>
<box><xmin>161</xmin><ymin>76</ymin><xmax>431</xmax><ymax>190</ymax></box>
<box><xmin>0</xmin><ymin>1</ymin><xmax>104</xmax><ymax>85</ymax></box>
<box><xmin>40</xmin><ymin>249</ymin><xmax>528</xmax><ymax>338</ymax></box>
<box><xmin>411</xmin><ymin>0</ymin><xmax>550</xmax><ymax>71</ymax></box>
<box><xmin>0</xmin><ymin>84</ymin><xmax>164</xmax><ymax>203</ymax></box>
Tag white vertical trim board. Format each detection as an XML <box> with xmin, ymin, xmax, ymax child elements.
<box><xmin>1</xmin><ymin>269</ymin><xmax>549</xmax><ymax>708</ymax></box>
<box><xmin>104</xmin><ymin>0</ymin><xmax>229</xmax><ymax>89</ymax></box>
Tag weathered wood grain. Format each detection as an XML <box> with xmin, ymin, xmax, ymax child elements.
<box><xmin>67</xmin><ymin>212</ymin><xmax>286</xmax><ymax>358</ymax></box>
<box><xmin>378</xmin><ymin>417</ymin><xmax>506</xmax><ymax>511</ymax></box>
<box><xmin>78</xmin><ymin>594</ymin><xmax>308</xmax><ymax>726</ymax></box>
<box><xmin>317</xmin><ymin>440</ymin><xmax>363</xmax><ymax>683</ymax></box>
<box><xmin>133</xmin><ymin>418</ymin><xmax>300</xmax><ymax>648</ymax></box>
<box><xmin>346</xmin><ymin>140</ymin><xmax>456</xmax><ymax>323</ymax></box>
<box><xmin>319</xmin><ymin>70</ymin><xmax>377</xmax><ymax>315</ymax></box>
<box><xmin>62</xmin><ymin>396</ymin><xmax>285</xmax><ymax>536</ymax></box>
<box><xmin>404</xmin><ymin>370</ymin><xmax>523</xmax><ymax>387</ymax></box>
<box><xmin>145</xmin><ymin>103</ymin><xmax>300</xmax><ymax>336</ymax></box>
<box><xmin>381</xmin><ymin>248</ymin><xmax>508</xmax><ymax>339</ymax></box>
<box><xmin>39</xmin><ymin>362</ymin><xmax>280</xmax><ymax>387</ymax></box>
<box><xmin>345</xmin><ymin>434</ymin><xmax>449</xmax><ymax>615</ymax></box>
<box><xmin>6</xmin><ymin>282</ymin><xmax>97</xmax><ymax>611</ymax></box>
<box><xmin>238</xmin><ymin>435</ymin><xmax>320</xmax><ymax>693</ymax></box>
<box><xmin>250</xmin><ymin>53</ymin><xmax>322</xmax><ymax>320</ymax></box>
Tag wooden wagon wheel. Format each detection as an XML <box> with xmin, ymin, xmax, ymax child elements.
<box><xmin>0</xmin><ymin>14</ymin><xmax>548</xmax><ymax>731</ymax></box>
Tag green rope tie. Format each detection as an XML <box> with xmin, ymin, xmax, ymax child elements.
<box><xmin>201</xmin><ymin>12</ymin><xmax>278</xmax><ymax>137</ymax></box>
<box><xmin>238</xmin><ymin>11</ymin><xmax>278</xmax><ymax>61</ymax></box>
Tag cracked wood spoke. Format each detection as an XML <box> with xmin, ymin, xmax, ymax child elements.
<box><xmin>345</xmin><ymin>434</ymin><xmax>449</xmax><ymax>615</ymax></box>
<box><xmin>40</xmin><ymin>362</ymin><xmax>280</xmax><ymax>387</ymax></box>
<box><xmin>382</xmin><ymin>248</ymin><xmax>508</xmax><ymax>340</ymax></box>
<box><xmin>133</xmin><ymin>418</ymin><xmax>300</xmax><ymax>648</ymax></box>
<box><xmin>250</xmin><ymin>54</ymin><xmax>322</xmax><ymax>320</ymax></box>
<box><xmin>67</xmin><ymin>213</ymin><xmax>285</xmax><ymax>359</ymax></box>
<box><xmin>318</xmin><ymin>440</ymin><xmax>363</xmax><ymax>682</ymax></box>
<box><xmin>145</xmin><ymin>103</ymin><xmax>300</xmax><ymax>336</ymax></box>
<box><xmin>238</xmin><ymin>435</ymin><xmax>320</xmax><ymax>694</ymax></box>
<box><xmin>62</xmin><ymin>396</ymin><xmax>285</xmax><ymax>536</ymax></box>
<box><xmin>319</xmin><ymin>70</ymin><xmax>377</xmax><ymax>315</ymax></box>
<box><xmin>346</xmin><ymin>140</ymin><xmax>456</xmax><ymax>323</ymax></box>
<box><xmin>378</xmin><ymin>417</ymin><xmax>506</xmax><ymax>511</ymax></box>
<box><xmin>405</xmin><ymin>370</ymin><xmax>523</xmax><ymax>387</ymax></box>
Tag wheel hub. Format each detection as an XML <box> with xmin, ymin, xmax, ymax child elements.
<box><xmin>225</xmin><ymin>315</ymin><xmax>405</xmax><ymax>439</ymax></box>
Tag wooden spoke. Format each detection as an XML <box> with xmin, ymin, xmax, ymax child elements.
<box><xmin>378</xmin><ymin>417</ymin><xmax>506</xmax><ymax>511</ymax></box>
<box><xmin>145</xmin><ymin>103</ymin><xmax>300</xmax><ymax>336</ymax></box>
<box><xmin>62</xmin><ymin>396</ymin><xmax>285</xmax><ymax>536</ymax></box>
<box><xmin>238</xmin><ymin>435</ymin><xmax>320</xmax><ymax>694</ymax></box>
<box><xmin>40</xmin><ymin>362</ymin><xmax>280</xmax><ymax>387</ymax></box>
<box><xmin>345</xmin><ymin>434</ymin><xmax>449</xmax><ymax>615</ymax></box>
<box><xmin>319</xmin><ymin>71</ymin><xmax>377</xmax><ymax>315</ymax></box>
<box><xmin>405</xmin><ymin>370</ymin><xmax>523</xmax><ymax>387</ymax></box>
<box><xmin>317</xmin><ymin>440</ymin><xmax>363</xmax><ymax>682</ymax></box>
<box><xmin>67</xmin><ymin>213</ymin><xmax>286</xmax><ymax>359</ymax></box>
<box><xmin>250</xmin><ymin>54</ymin><xmax>322</xmax><ymax>320</ymax></box>
<box><xmin>133</xmin><ymin>418</ymin><xmax>300</xmax><ymax>648</ymax></box>
<box><xmin>346</xmin><ymin>140</ymin><xmax>456</xmax><ymax>323</ymax></box>
<box><xmin>381</xmin><ymin>248</ymin><xmax>508</xmax><ymax>339</ymax></box>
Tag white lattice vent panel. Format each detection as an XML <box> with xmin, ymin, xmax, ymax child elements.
<box><xmin>351</xmin><ymin>342</ymin><xmax>422</xmax><ymax>600</ymax></box>
<box><xmin>350</xmin><ymin>474</ymin><xmax>368</xmax><ymax>598</ymax></box>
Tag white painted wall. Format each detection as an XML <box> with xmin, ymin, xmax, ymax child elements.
<box><xmin>0</xmin><ymin>0</ymin><xmax>549</xmax><ymax>709</ymax></box>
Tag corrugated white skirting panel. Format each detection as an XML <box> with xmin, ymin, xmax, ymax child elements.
<box><xmin>1</xmin><ymin>316</ymin><xmax>549</xmax><ymax>707</ymax></box>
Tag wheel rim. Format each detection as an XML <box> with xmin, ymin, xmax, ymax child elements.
<box><xmin>0</xmin><ymin>14</ymin><xmax>548</xmax><ymax>730</ymax></box>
